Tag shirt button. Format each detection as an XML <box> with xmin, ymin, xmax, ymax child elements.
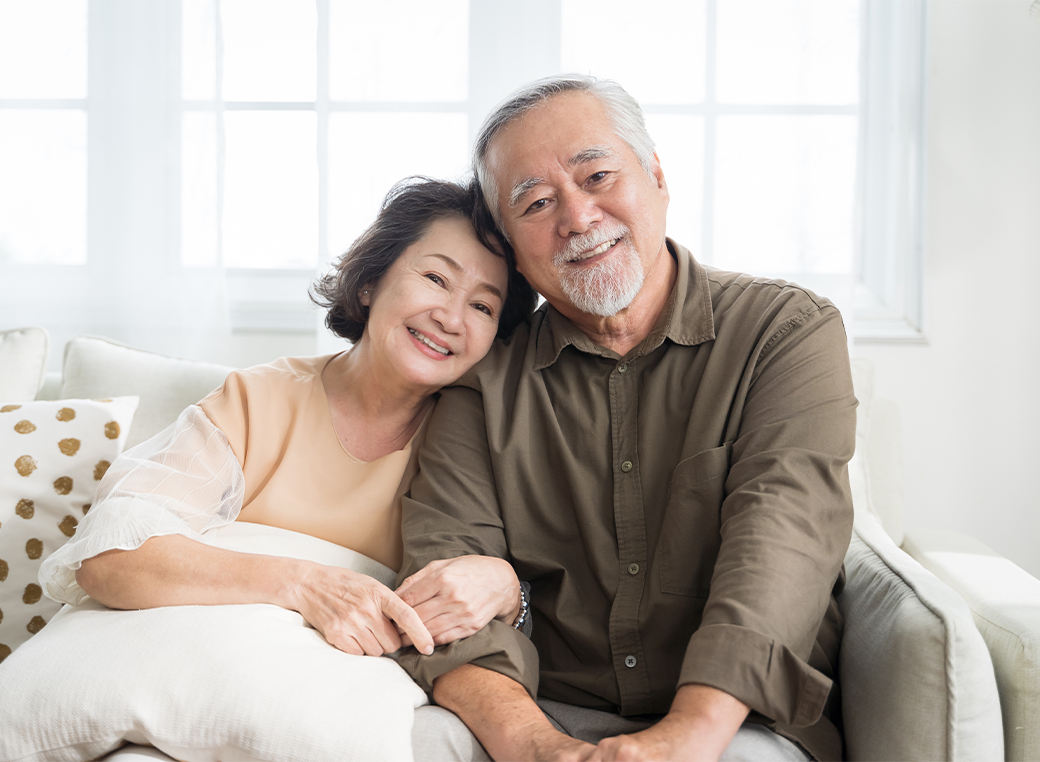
<box><xmin>627</xmin><ymin>563</ymin><xmax>640</xmax><ymax>575</ymax></box>
<box><xmin>624</xmin><ymin>655</ymin><xmax>637</xmax><ymax>668</ymax></box>
<box><xmin>621</xmin><ymin>460</ymin><xmax>633</xmax><ymax>473</ymax></box>
<box><xmin>617</xmin><ymin>363</ymin><xmax>629</xmax><ymax>374</ymax></box>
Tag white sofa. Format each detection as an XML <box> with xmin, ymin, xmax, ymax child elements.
<box><xmin>2</xmin><ymin>326</ymin><xmax>1037</xmax><ymax>761</ymax></box>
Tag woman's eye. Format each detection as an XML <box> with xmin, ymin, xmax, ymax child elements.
<box><xmin>473</xmin><ymin>303</ymin><xmax>493</xmax><ymax>317</ymax></box>
<box><xmin>425</xmin><ymin>273</ymin><xmax>445</xmax><ymax>286</ymax></box>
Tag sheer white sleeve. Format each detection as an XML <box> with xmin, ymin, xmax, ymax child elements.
<box><xmin>39</xmin><ymin>405</ymin><xmax>245</xmax><ymax>606</ymax></box>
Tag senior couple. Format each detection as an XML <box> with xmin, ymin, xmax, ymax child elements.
<box><xmin>42</xmin><ymin>75</ymin><xmax>856</xmax><ymax>762</ymax></box>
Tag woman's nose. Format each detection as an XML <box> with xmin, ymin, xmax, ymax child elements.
<box><xmin>431</xmin><ymin>293</ymin><xmax>465</xmax><ymax>332</ymax></box>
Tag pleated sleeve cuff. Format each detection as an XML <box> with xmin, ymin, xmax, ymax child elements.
<box><xmin>679</xmin><ymin>623</ymin><xmax>832</xmax><ymax>727</ymax></box>
<box><xmin>396</xmin><ymin>619</ymin><xmax>540</xmax><ymax>699</ymax></box>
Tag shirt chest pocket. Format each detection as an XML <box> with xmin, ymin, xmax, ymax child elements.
<box><xmin>656</xmin><ymin>442</ymin><xmax>732</xmax><ymax>597</ymax></box>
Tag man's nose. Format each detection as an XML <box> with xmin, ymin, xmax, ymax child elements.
<box><xmin>556</xmin><ymin>189</ymin><xmax>601</xmax><ymax>237</ymax></box>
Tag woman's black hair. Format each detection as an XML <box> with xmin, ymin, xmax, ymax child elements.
<box><xmin>311</xmin><ymin>176</ymin><xmax>536</xmax><ymax>342</ymax></box>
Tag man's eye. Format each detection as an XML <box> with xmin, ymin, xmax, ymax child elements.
<box><xmin>525</xmin><ymin>198</ymin><xmax>549</xmax><ymax>214</ymax></box>
<box><xmin>587</xmin><ymin>171</ymin><xmax>608</xmax><ymax>184</ymax></box>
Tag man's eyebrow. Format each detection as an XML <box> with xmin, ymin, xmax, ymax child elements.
<box><xmin>508</xmin><ymin>177</ymin><xmax>544</xmax><ymax>210</ymax></box>
<box><xmin>569</xmin><ymin>146</ymin><xmax>614</xmax><ymax>166</ymax></box>
<box><xmin>507</xmin><ymin>146</ymin><xmax>617</xmax><ymax>210</ymax></box>
<box><xmin>426</xmin><ymin>253</ymin><xmax>503</xmax><ymax>301</ymax></box>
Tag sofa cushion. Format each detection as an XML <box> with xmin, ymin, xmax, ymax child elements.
<box><xmin>60</xmin><ymin>336</ymin><xmax>233</xmax><ymax>449</ymax></box>
<box><xmin>0</xmin><ymin>522</ymin><xmax>427</xmax><ymax>762</ymax></box>
<box><xmin>904</xmin><ymin>529</ymin><xmax>1040</xmax><ymax>762</ymax></box>
<box><xmin>839</xmin><ymin>510</ymin><xmax>1004</xmax><ymax>761</ymax></box>
<box><xmin>0</xmin><ymin>326</ymin><xmax>49</xmax><ymax>401</ymax></box>
<box><xmin>0</xmin><ymin>396</ymin><xmax>137</xmax><ymax>662</ymax></box>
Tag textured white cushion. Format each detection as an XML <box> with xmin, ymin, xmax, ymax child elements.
<box><xmin>59</xmin><ymin>336</ymin><xmax>234</xmax><ymax>449</ymax></box>
<box><xmin>905</xmin><ymin>529</ymin><xmax>1040</xmax><ymax>762</ymax></box>
<box><xmin>0</xmin><ymin>326</ymin><xmax>49</xmax><ymax>401</ymax></box>
<box><xmin>0</xmin><ymin>522</ymin><xmax>427</xmax><ymax>762</ymax></box>
<box><xmin>840</xmin><ymin>510</ymin><xmax>1004</xmax><ymax>761</ymax></box>
<box><xmin>0</xmin><ymin>396</ymin><xmax>137</xmax><ymax>662</ymax></box>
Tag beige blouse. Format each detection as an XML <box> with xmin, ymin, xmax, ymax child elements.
<box><xmin>40</xmin><ymin>354</ymin><xmax>426</xmax><ymax>605</ymax></box>
<box><xmin>200</xmin><ymin>354</ymin><xmax>424</xmax><ymax>570</ymax></box>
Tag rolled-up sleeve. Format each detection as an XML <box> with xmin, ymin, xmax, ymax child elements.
<box><xmin>677</xmin><ymin>300</ymin><xmax>856</xmax><ymax>727</ymax></box>
<box><xmin>397</xmin><ymin>385</ymin><xmax>540</xmax><ymax>699</ymax></box>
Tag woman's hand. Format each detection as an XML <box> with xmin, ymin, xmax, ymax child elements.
<box><xmin>395</xmin><ymin>555</ymin><xmax>521</xmax><ymax>645</ymax></box>
<box><xmin>290</xmin><ymin>561</ymin><xmax>435</xmax><ymax>657</ymax></box>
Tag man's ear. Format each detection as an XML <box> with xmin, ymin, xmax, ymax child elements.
<box><xmin>651</xmin><ymin>152</ymin><xmax>668</xmax><ymax>192</ymax></box>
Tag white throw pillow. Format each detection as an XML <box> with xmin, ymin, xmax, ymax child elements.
<box><xmin>0</xmin><ymin>522</ymin><xmax>428</xmax><ymax>762</ymax></box>
<box><xmin>0</xmin><ymin>396</ymin><xmax>138</xmax><ymax>662</ymax></box>
<box><xmin>0</xmin><ymin>326</ymin><xmax>49</xmax><ymax>401</ymax></box>
<box><xmin>60</xmin><ymin>336</ymin><xmax>234</xmax><ymax>448</ymax></box>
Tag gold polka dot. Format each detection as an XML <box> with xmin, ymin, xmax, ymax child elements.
<box><xmin>94</xmin><ymin>398</ymin><xmax>113</xmax><ymax>403</ymax></box>
<box><xmin>104</xmin><ymin>421</ymin><xmax>121</xmax><ymax>440</ymax></box>
<box><xmin>55</xmin><ymin>407</ymin><xmax>75</xmax><ymax>422</ymax></box>
<box><xmin>59</xmin><ymin>515</ymin><xmax>78</xmax><ymax>537</ymax></box>
<box><xmin>15</xmin><ymin>498</ymin><xmax>34</xmax><ymax>519</ymax></box>
<box><xmin>0</xmin><ymin>607</ymin><xmax>3</xmax><ymax>624</ymax></box>
<box><xmin>13</xmin><ymin>420</ymin><xmax>36</xmax><ymax>434</ymax></box>
<box><xmin>26</xmin><ymin>616</ymin><xmax>46</xmax><ymax>634</ymax></box>
<box><xmin>15</xmin><ymin>455</ymin><xmax>37</xmax><ymax>477</ymax></box>
<box><xmin>82</xmin><ymin>503</ymin><xmax>91</xmax><ymax>515</ymax></box>
<box><xmin>23</xmin><ymin>584</ymin><xmax>42</xmax><ymax>605</ymax></box>
<box><xmin>0</xmin><ymin>404</ymin><xmax>21</xmax><ymax>413</ymax></box>
<box><xmin>94</xmin><ymin>460</ymin><xmax>111</xmax><ymax>481</ymax></box>
<box><xmin>26</xmin><ymin>539</ymin><xmax>43</xmax><ymax>560</ymax></box>
<box><xmin>0</xmin><ymin>559</ymin><xmax>7</xmax><ymax>582</ymax></box>
<box><xmin>58</xmin><ymin>438</ymin><xmax>81</xmax><ymax>456</ymax></box>
<box><xmin>53</xmin><ymin>476</ymin><xmax>73</xmax><ymax>495</ymax></box>
<box><xmin>0</xmin><ymin>644</ymin><xmax>9</xmax><ymax>663</ymax></box>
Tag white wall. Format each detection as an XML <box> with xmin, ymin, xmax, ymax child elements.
<box><xmin>855</xmin><ymin>0</ymin><xmax>1040</xmax><ymax>578</ymax></box>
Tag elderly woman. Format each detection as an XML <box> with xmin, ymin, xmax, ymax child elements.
<box><xmin>39</xmin><ymin>177</ymin><xmax>537</xmax><ymax>657</ymax></box>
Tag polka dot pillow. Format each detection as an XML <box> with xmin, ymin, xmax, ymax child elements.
<box><xmin>0</xmin><ymin>396</ymin><xmax>138</xmax><ymax>661</ymax></box>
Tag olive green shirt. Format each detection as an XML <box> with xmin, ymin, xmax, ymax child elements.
<box><xmin>397</xmin><ymin>241</ymin><xmax>856</xmax><ymax>761</ymax></box>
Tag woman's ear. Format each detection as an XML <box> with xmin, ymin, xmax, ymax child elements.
<box><xmin>359</xmin><ymin>284</ymin><xmax>373</xmax><ymax>307</ymax></box>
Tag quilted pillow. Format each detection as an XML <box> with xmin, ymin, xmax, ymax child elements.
<box><xmin>0</xmin><ymin>396</ymin><xmax>137</xmax><ymax>661</ymax></box>
<box><xmin>0</xmin><ymin>522</ymin><xmax>428</xmax><ymax>762</ymax></box>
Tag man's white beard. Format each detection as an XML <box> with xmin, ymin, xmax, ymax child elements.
<box><xmin>554</xmin><ymin>235</ymin><xmax>645</xmax><ymax>317</ymax></box>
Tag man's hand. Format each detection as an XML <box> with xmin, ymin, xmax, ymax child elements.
<box><xmin>590</xmin><ymin>684</ymin><xmax>749</xmax><ymax>762</ymax></box>
<box><xmin>396</xmin><ymin>555</ymin><xmax>521</xmax><ymax>645</ymax></box>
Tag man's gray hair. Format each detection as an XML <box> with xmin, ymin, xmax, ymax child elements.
<box><xmin>473</xmin><ymin>74</ymin><xmax>656</xmax><ymax>230</ymax></box>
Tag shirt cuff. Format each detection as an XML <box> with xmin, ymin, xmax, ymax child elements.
<box><xmin>678</xmin><ymin>623</ymin><xmax>832</xmax><ymax>727</ymax></box>
<box><xmin>396</xmin><ymin>619</ymin><xmax>540</xmax><ymax>699</ymax></box>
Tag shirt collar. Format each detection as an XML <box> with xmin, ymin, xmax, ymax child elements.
<box><xmin>533</xmin><ymin>238</ymin><xmax>716</xmax><ymax>370</ymax></box>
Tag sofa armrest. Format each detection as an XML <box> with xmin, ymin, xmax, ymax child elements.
<box><xmin>904</xmin><ymin>530</ymin><xmax>1040</xmax><ymax>762</ymax></box>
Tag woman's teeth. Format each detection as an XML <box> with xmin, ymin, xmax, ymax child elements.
<box><xmin>409</xmin><ymin>328</ymin><xmax>450</xmax><ymax>355</ymax></box>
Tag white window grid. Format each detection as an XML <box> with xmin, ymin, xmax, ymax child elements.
<box><xmin>0</xmin><ymin>0</ymin><xmax>926</xmax><ymax>345</ymax></box>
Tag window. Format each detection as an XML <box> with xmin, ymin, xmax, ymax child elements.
<box><xmin>0</xmin><ymin>0</ymin><xmax>926</xmax><ymax>360</ymax></box>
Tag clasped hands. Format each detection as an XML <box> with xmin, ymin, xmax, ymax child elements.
<box><xmin>290</xmin><ymin>555</ymin><xmax>520</xmax><ymax>657</ymax></box>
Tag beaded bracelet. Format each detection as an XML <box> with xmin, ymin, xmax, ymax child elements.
<box><xmin>512</xmin><ymin>584</ymin><xmax>529</xmax><ymax>630</ymax></box>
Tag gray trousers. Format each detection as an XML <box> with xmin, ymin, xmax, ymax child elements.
<box><xmin>412</xmin><ymin>700</ymin><xmax>812</xmax><ymax>762</ymax></box>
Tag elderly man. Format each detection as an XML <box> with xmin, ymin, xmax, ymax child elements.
<box><xmin>396</xmin><ymin>75</ymin><xmax>856</xmax><ymax>762</ymax></box>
